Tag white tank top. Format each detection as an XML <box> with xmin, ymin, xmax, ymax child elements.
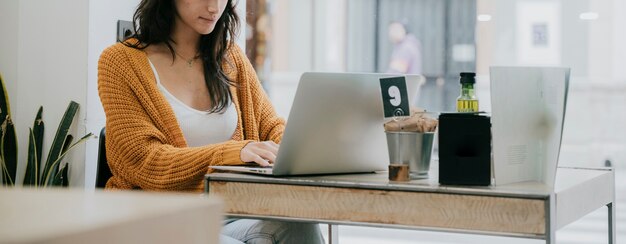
<box><xmin>148</xmin><ymin>60</ymin><xmax>237</xmax><ymax>147</ymax></box>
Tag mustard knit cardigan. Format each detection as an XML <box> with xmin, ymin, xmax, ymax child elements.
<box><xmin>97</xmin><ymin>40</ymin><xmax>285</xmax><ymax>192</ymax></box>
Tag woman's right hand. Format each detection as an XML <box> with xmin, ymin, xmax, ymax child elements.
<box><xmin>240</xmin><ymin>141</ymin><xmax>279</xmax><ymax>167</ymax></box>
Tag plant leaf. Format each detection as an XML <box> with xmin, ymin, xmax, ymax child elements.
<box><xmin>41</xmin><ymin>101</ymin><xmax>79</xmax><ymax>185</ymax></box>
<box><xmin>51</xmin><ymin>134</ymin><xmax>73</xmax><ymax>178</ymax></box>
<box><xmin>43</xmin><ymin>132</ymin><xmax>92</xmax><ymax>186</ymax></box>
<box><xmin>61</xmin><ymin>163</ymin><xmax>69</xmax><ymax>187</ymax></box>
<box><xmin>0</xmin><ymin>72</ymin><xmax>11</xmax><ymax>131</ymax></box>
<box><xmin>1</xmin><ymin>117</ymin><xmax>17</xmax><ymax>186</ymax></box>
<box><xmin>0</xmin><ymin>125</ymin><xmax>4</xmax><ymax>183</ymax></box>
<box><xmin>24</xmin><ymin>128</ymin><xmax>38</xmax><ymax>186</ymax></box>
<box><xmin>61</xmin><ymin>134</ymin><xmax>73</xmax><ymax>155</ymax></box>
<box><xmin>52</xmin><ymin>163</ymin><xmax>69</xmax><ymax>186</ymax></box>
<box><xmin>0</xmin><ymin>72</ymin><xmax>13</xmax><ymax>185</ymax></box>
<box><xmin>33</xmin><ymin>106</ymin><xmax>44</xmax><ymax>178</ymax></box>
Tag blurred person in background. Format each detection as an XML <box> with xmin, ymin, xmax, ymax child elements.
<box><xmin>387</xmin><ymin>21</ymin><xmax>423</xmax><ymax>74</ymax></box>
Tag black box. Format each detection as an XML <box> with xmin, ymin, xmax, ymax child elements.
<box><xmin>438</xmin><ymin>113</ymin><xmax>491</xmax><ymax>186</ymax></box>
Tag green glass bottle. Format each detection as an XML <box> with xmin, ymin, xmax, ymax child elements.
<box><xmin>456</xmin><ymin>72</ymin><xmax>479</xmax><ymax>112</ymax></box>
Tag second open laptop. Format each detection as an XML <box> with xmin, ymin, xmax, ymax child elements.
<box><xmin>210</xmin><ymin>72</ymin><xmax>423</xmax><ymax>176</ymax></box>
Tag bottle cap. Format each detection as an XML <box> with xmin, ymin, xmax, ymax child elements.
<box><xmin>460</xmin><ymin>72</ymin><xmax>476</xmax><ymax>84</ymax></box>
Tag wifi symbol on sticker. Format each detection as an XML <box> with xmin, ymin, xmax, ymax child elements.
<box><xmin>393</xmin><ymin>108</ymin><xmax>405</xmax><ymax>117</ymax></box>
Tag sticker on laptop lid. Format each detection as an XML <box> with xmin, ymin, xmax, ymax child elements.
<box><xmin>379</xmin><ymin>76</ymin><xmax>410</xmax><ymax>119</ymax></box>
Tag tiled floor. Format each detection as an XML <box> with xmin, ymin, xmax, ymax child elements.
<box><xmin>320</xmin><ymin>165</ymin><xmax>624</xmax><ymax>243</ymax></box>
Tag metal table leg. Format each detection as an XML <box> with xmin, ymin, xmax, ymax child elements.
<box><xmin>546</xmin><ymin>194</ymin><xmax>555</xmax><ymax>244</ymax></box>
<box><xmin>328</xmin><ymin>224</ymin><xmax>338</xmax><ymax>244</ymax></box>
<box><xmin>608</xmin><ymin>203</ymin><xmax>616</xmax><ymax>244</ymax></box>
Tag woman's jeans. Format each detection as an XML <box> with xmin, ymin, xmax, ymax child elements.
<box><xmin>220</xmin><ymin>219</ymin><xmax>325</xmax><ymax>244</ymax></box>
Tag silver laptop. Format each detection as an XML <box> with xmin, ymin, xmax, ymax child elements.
<box><xmin>210</xmin><ymin>72</ymin><xmax>422</xmax><ymax>176</ymax></box>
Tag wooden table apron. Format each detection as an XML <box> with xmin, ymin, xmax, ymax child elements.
<box><xmin>205</xmin><ymin>172</ymin><xmax>552</xmax><ymax>239</ymax></box>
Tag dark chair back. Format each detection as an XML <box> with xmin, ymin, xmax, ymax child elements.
<box><xmin>95</xmin><ymin>127</ymin><xmax>112</xmax><ymax>188</ymax></box>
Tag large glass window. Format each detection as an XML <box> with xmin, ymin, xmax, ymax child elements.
<box><xmin>246</xmin><ymin>1</ymin><xmax>625</xmax><ymax>241</ymax></box>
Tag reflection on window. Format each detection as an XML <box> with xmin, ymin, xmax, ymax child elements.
<box><xmin>249</xmin><ymin>0</ymin><xmax>479</xmax><ymax>114</ymax></box>
<box><xmin>245</xmin><ymin>1</ymin><xmax>624</xmax><ymax>241</ymax></box>
<box><xmin>245</xmin><ymin>0</ymin><xmax>626</xmax><ymax>170</ymax></box>
<box><xmin>245</xmin><ymin>0</ymin><xmax>271</xmax><ymax>84</ymax></box>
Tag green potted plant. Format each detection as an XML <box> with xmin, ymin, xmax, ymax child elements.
<box><xmin>0</xmin><ymin>73</ymin><xmax>92</xmax><ymax>187</ymax></box>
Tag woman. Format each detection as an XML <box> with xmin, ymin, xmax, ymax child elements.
<box><xmin>97</xmin><ymin>0</ymin><xmax>324</xmax><ymax>243</ymax></box>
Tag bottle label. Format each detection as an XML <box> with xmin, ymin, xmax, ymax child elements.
<box><xmin>457</xmin><ymin>100</ymin><xmax>479</xmax><ymax>112</ymax></box>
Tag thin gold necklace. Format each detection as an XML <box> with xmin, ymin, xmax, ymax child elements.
<box><xmin>174</xmin><ymin>50</ymin><xmax>201</xmax><ymax>68</ymax></box>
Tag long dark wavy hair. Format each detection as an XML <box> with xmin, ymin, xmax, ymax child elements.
<box><xmin>125</xmin><ymin>0</ymin><xmax>240</xmax><ymax>113</ymax></box>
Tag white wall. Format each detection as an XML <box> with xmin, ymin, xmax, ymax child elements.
<box><xmin>12</xmin><ymin>0</ymin><xmax>90</xmax><ymax>187</ymax></box>
<box><xmin>0</xmin><ymin>0</ymin><xmax>19</xmax><ymax>113</ymax></box>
